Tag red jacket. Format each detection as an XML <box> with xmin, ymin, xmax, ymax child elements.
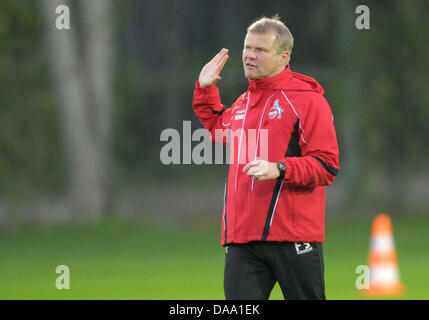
<box><xmin>193</xmin><ymin>66</ymin><xmax>340</xmax><ymax>245</ymax></box>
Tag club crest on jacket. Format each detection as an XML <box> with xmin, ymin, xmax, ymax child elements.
<box><xmin>268</xmin><ymin>100</ymin><xmax>284</xmax><ymax>119</ymax></box>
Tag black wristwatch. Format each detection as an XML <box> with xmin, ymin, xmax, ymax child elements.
<box><xmin>276</xmin><ymin>162</ymin><xmax>286</xmax><ymax>180</ymax></box>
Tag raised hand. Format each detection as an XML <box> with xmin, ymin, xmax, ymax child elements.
<box><xmin>198</xmin><ymin>48</ymin><xmax>229</xmax><ymax>88</ymax></box>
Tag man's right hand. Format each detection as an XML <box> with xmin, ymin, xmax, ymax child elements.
<box><xmin>198</xmin><ymin>48</ymin><xmax>229</xmax><ymax>88</ymax></box>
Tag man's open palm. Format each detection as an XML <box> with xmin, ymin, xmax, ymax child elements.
<box><xmin>199</xmin><ymin>48</ymin><xmax>229</xmax><ymax>88</ymax></box>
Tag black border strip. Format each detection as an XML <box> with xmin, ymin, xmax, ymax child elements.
<box><xmin>285</xmin><ymin>120</ymin><xmax>302</xmax><ymax>157</ymax></box>
<box><xmin>223</xmin><ymin>176</ymin><xmax>228</xmax><ymax>246</ymax></box>
<box><xmin>261</xmin><ymin>179</ymin><xmax>283</xmax><ymax>241</ymax></box>
<box><xmin>261</xmin><ymin>121</ymin><xmax>301</xmax><ymax>241</ymax></box>
<box><xmin>209</xmin><ymin>106</ymin><xmax>227</xmax><ymax>115</ymax></box>
<box><xmin>311</xmin><ymin>156</ymin><xmax>339</xmax><ymax>177</ymax></box>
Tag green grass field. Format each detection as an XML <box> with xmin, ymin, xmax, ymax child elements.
<box><xmin>0</xmin><ymin>214</ymin><xmax>428</xmax><ymax>299</ymax></box>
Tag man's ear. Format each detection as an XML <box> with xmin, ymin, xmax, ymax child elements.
<box><xmin>281</xmin><ymin>51</ymin><xmax>290</xmax><ymax>65</ymax></box>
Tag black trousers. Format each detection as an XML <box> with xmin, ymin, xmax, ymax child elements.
<box><xmin>224</xmin><ymin>241</ymin><xmax>325</xmax><ymax>300</ymax></box>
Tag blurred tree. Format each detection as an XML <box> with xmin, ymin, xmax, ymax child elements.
<box><xmin>356</xmin><ymin>0</ymin><xmax>429</xmax><ymax>210</ymax></box>
<box><xmin>334</xmin><ymin>0</ymin><xmax>362</xmax><ymax>207</ymax></box>
<box><xmin>38</xmin><ymin>0</ymin><xmax>114</xmax><ymax>221</ymax></box>
<box><xmin>0</xmin><ymin>1</ymin><xmax>64</xmax><ymax>196</ymax></box>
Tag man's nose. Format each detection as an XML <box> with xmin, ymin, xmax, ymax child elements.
<box><xmin>245</xmin><ymin>49</ymin><xmax>257</xmax><ymax>60</ymax></box>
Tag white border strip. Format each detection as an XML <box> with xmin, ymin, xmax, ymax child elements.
<box><xmin>235</xmin><ymin>92</ymin><xmax>250</xmax><ymax>191</ymax></box>
<box><xmin>269</xmin><ymin>180</ymin><xmax>283</xmax><ymax>227</ymax></box>
<box><xmin>280</xmin><ymin>90</ymin><xmax>309</xmax><ymax>145</ymax></box>
<box><xmin>251</xmin><ymin>94</ymin><xmax>274</xmax><ymax>191</ymax></box>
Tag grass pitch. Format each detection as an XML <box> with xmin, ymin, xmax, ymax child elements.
<box><xmin>0</xmin><ymin>214</ymin><xmax>427</xmax><ymax>299</ymax></box>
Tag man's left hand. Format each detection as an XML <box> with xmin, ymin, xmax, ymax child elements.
<box><xmin>243</xmin><ymin>160</ymin><xmax>280</xmax><ymax>181</ymax></box>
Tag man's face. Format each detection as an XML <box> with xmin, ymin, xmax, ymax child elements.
<box><xmin>242</xmin><ymin>30</ymin><xmax>289</xmax><ymax>80</ymax></box>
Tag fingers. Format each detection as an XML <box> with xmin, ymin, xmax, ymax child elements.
<box><xmin>212</xmin><ymin>48</ymin><xmax>229</xmax><ymax>65</ymax></box>
<box><xmin>243</xmin><ymin>160</ymin><xmax>260</xmax><ymax>173</ymax></box>
<box><xmin>217</xmin><ymin>53</ymin><xmax>229</xmax><ymax>73</ymax></box>
<box><xmin>249</xmin><ymin>169</ymin><xmax>265</xmax><ymax>179</ymax></box>
<box><xmin>243</xmin><ymin>160</ymin><xmax>278</xmax><ymax>181</ymax></box>
<box><xmin>244</xmin><ymin>160</ymin><xmax>265</xmax><ymax>179</ymax></box>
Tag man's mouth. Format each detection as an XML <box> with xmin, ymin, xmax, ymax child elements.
<box><xmin>246</xmin><ymin>62</ymin><xmax>257</xmax><ymax>69</ymax></box>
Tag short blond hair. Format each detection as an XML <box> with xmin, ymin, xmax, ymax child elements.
<box><xmin>247</xmin><ymin>15</ymin><xmax>294</xmax><ymax>57</ymax></box>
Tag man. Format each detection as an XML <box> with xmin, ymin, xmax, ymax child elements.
<box><xmin>192</xmin><ymin>16</ymin><xmax>340</xmax><ymax>300</ymax></box>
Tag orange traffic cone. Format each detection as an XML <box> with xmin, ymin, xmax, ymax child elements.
<box><xmin>365</xmin><ymin>214</ymin><xmax>404</xmax><ymax>296</ymax></box>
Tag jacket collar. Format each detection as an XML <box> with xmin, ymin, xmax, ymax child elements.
<box><xmin>247</xmin><ymin>65</ymin><xmax>293</xmax><ymax>92</ymax></box>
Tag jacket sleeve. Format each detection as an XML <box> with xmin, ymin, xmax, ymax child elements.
<box><xmin>192</xmin><ymin>80</ymin><xmax>232</xmax><ymax>145</ymax></box>
<box><xmin>283</xmin><ymin>93</ymin><xmax>340</xmax><ymax>187</ymax></box>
